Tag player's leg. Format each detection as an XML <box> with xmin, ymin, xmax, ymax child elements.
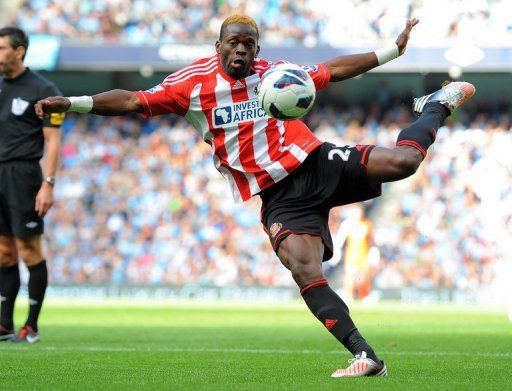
<box><xmin>278</xmin><ymin>233</ymin><xmax>385</xmax><ymax>377</ymax></box>
<box><xmin>366</xmin><ymin>81</ymin><xmax>475</xmax><ymax>182</ymax></box>
<box><xmin>14</xmin><ymin>235</ymin><xmax>47</xmax><ymax>342</ymax></box>
<box><xmin>365</xmin><ymin>104</ymin><xmax>447</xmax><ymax>182</ymax></box>
<box><xmin>0</xmin><ymin>235</ymin><xmax>19</xmax><ymax>340</ymax></box>
<box><xmin>4</xmin><ymin>162</ymin><xmax>47</xmax><ymax>342</ymax></box>
<box><xmin>260</xmin><ymin>146</ymin><xmax>386</xmax><ymax>377</ymax></box>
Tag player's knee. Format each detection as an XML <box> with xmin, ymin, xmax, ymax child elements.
<box><xmin>288</xmin><ymin>257</ymin><xmax>323</xmax><ymax>286</ymax></box>
<box><xmin>0</xmin><ymin>248</ymin><xmax>18</xmax><ymax>266</ymax></box>
<box><xmin>19</xmin><ymin>252</ymin><xmax>42</xmax><ymax>266</ymax></box>
<box><xmin>16</xmin><ymin>237</ymin><xmax>43</xmax><ymax>265</ymax></box>
<box><xmin>278</xmin><ymin>235</ymin><xmax>324</xmax><ymax>285</ymax></box>
<box><xmin>17</xmin><ymin>247</ymin><xmax>41</xmax><ymax>266</ymax></box>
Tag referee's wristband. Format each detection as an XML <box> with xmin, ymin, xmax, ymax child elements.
<box><xmin>68</xmin><ymin>96</ymin><xmax>93</xmax><ymax>113</ymax></box>
<box><xmin>374</xmin><ymin>44</ymin><xmax>399</xmax><ymax>65</ymax></box>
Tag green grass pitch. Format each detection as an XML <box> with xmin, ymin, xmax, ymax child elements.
<box><xmin>0</xmin><ymin>300</ymin><xmax>510</xmax><ymax>390</ymax></box>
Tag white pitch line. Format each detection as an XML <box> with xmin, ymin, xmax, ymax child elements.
<box><xmin>0</xmin><ymin>346</ymin><xmax>509</xmax><ymax>358</ymax></box>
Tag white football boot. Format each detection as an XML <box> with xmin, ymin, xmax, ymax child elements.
<box><xmin>412</xmin><ymin>81</ymin><xmax>475</xmax><ymax>116</ymax></box>
<box><xmin>331</xmin><ymin>351</ymin><xmax>387</xmax><ymax>378</ymax></box>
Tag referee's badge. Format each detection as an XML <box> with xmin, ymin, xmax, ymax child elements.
<box><xmin>270</xmin><ymin>222</ymin><xmax>283</xmax><ymax>238</ymax></box>
<box><xmin>11</xmin><ymin>97</ymin><xmax>30</xmax><ymax>116</ymax></box>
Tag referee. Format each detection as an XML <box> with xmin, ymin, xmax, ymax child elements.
<box><xmin>0</xmin><ymin>27</ymin><xmax>63</xmax><ymax>343</ymax></box>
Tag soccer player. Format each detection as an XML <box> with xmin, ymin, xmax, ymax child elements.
<box><xmin>35</xmin><ymin>15</ymin><xmax>475</xmax><ymax>376</ymax></box>
<box><xmin>0</xmin><ymin>27</ymin><xmax>64</xmax><ymax>343</ymax></box>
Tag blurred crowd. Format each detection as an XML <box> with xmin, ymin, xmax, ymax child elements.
<box><xmin>372</xmin><ymin>114</ymin><xmax>512</xmax><ymax>291</ymax></box>
<box><xmin>312</xmin><ymin>93</ymin><xmax>511</xmax><ymax>292</ymax></box>
<box><xmin>7</xmin><ymin>0</ymin><xmax>512</xmax><ymax>47</ymax></box>
<box><xmin>47</xmin><ymin>114</ymin><xmax>298</xmax><ymax>286</ymax></box>
<box><xmin>41</xmin><ymin>93</ymin><xmax>512</xmax><ymax>292</ymax></box>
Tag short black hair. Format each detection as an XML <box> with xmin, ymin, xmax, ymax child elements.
<box><xmin>0</xmin><ymin>27</ymin><xmax>29</xmax><ymax>59</ymax></box>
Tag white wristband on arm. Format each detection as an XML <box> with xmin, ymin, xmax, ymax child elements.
<box><xmin>374</xmin><ymin>44</ymin><xmax>399</xmax><ymax>65</ymax></box>
<box><xmin>68</xmin><ymin>96</ymin><xmax>93</xmax><ymax>113</ymax></box>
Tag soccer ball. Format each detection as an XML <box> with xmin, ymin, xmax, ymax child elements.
<box><xmin>257</xmin><ymin>63</ymin><xmax>316</xmax><ymax>120</ymax></box>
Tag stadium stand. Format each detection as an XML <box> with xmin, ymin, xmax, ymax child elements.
<box><xmin>3</xmin><ymin>0</ymin><xmax>511</xmax><ymax>301</ymax></box>
<box><xmin>9</xmin><ymin>0</ymin><xmax>512</xmax><ymax>46</ymax></box>
<box><xmin>41</xmin><ymin>96</ymin><xmax>511</xmax><ymax>292</ymax></box>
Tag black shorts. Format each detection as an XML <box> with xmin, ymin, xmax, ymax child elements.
<box><xmin>0</xmin><ymin>161</ymin><xmax>44</xmax><ymax>238</ymax></box>
<box><xmin>260</xmin><ymin>142</ymin><xmax>381</xmax><ymax>261</ymax></box>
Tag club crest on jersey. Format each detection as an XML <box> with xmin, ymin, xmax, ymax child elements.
<box><xmin>301</xmin><ymin>65</ymin><xmax>318</xmax><ymax>73</ymax></box>
<box><xmin>269</xmin><ymin>222</ymin><xmax>283</xmax><ymax>238</ymax></box>
<box><xmin>212</xmin><ymin>99</ymin><xmax>269</xmax><ymax>127</ymax></box>
<box><xmin>146</xmin><ymin>85</ymin><xmax>164</xmax><ymax>94</ymax></box>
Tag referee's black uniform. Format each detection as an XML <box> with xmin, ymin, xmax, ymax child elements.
<box><xmin>0</xmin><ymin>68</ymin><xmax>63</xmax><ymax>237</ymax></box>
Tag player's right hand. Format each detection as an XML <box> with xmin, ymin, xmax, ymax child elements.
<box><xmin>35</xmin><ymin>96</ymin><xmax>71</xmax><ymax>118</ymax></box>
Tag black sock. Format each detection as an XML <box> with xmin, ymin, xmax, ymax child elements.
<box><xmin>0</xmin><ymin>263</ymin><xmax>20</xmax><ymax>330</ymax></box>
<box><xmin>300</xmin><ymin>279</ymin><xmax>379</xmax><ymax>362</ymax></box>
<box><xmin>26</xmin><ymin>260</ymin><xmax>48</xmax><ymax>332</ymax></box>
<box><xmin>396</xmin><ymin>102</ymin><xmax>450</xmax><ymax>158</ymax></box>
<box><xmin>344</xmin><ymin>329</ymin><xmax>380</xmax><ymax>363</ymax></box>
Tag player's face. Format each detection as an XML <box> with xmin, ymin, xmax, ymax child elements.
<box><xmin>216</xmin><ymin>23</ymin><xmax>260</xmax><ymax>79</ymax></box>
<box><xmin>0</xmin><ymin>37</ymin><xmax>24</xmax><ymax>77</ymax></box>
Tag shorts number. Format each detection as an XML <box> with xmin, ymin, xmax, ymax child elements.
<box><xmin>328</xmin><ymin>148</ymin><xmax>351</xmax><ymax>161</ymax></box>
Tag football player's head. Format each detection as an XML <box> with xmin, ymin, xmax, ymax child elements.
<box><xmin>216</xmin><ymin>14</ymin><xmax>260</xmax><ymax>80</ymax></box>
<box><xmin>0</xmin><ymin>26</ymin><xmax>28</xmax><ymax>77</ymax></box>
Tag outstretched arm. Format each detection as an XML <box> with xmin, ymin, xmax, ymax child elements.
<box><xmin>35</xmin><ymin>89</ymin><xmax>143</xmax><ymax>118</ymax></box>
<box><xmin>326</xmin><ymin>18</ymin><xmax>419</xmax><ymax>82</ymax></box>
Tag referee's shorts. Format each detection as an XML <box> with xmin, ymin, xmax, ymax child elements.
<box><xmin>0</xmin><ymin>160</ymin><xmax>44</xmax><ymax>238</ymax></box>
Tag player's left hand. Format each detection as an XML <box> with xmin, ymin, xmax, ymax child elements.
<box><xmin>35</xmin><ymin>183</ymin><xmax>54</xmax><ymax>217</ymax></box>
<box><xmin>395</xmin><ymin>18</ymin><xmax>419</xmax><ymax>56</ymax></box>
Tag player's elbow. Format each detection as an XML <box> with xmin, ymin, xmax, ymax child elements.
<box><xmin>392</xmin><ymin>151</ymin><xmax>422</xmax><ymax>179</ymax></box>
<box><xmin>130</xmin><ymin>92</ymin><xmax>143</xmax><ymax>111</ymax></box>
<box><xmin>121</xmin><ymin>91</ymin><xmax>142</xmax><ymax>113</ymax></box>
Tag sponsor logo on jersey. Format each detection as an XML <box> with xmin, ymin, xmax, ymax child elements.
<box><xmin>212</xmin><ymin>99</ymin><xmax>269</xmax><ymax>127</ymax></box>
<box><xmin>232</xmin><ymin>80</ymin><xmax>245</xmax><ymax>90</ymax></box>
<box><xmin>11</xmin><ymin>97</ymin><xmax>30</xmax><ymax>115</ymax></box>
<box><xmin>147</xmin><ymin>85</ymin><xmax>164</xmax><ymax>94</ymax></box>
<box><xmin>49</xmin><ymin>112</ymin><xmax>65</xmax><ymax>126</ymax></box>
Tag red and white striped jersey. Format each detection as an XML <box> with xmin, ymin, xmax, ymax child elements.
<box><xmin>136</xmin><ymin>54</ymin><xmax>331</xmax><ymax>203</ymax></box>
